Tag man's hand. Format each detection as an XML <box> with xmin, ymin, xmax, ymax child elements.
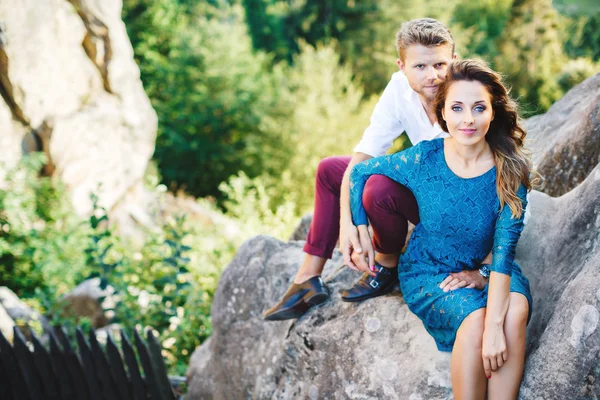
<box><xmin>439</xmin><ymin>269</ymin><xmax>488</xmax><ymax>292</ymax></box>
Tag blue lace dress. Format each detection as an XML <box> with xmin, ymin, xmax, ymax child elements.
<box><xmin>350</xmin><ymin>138</ymin><xmax>532</xmax><ymax>351</ymax></box>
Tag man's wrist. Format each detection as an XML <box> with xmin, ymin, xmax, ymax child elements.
<box><xmin>479</xmin><ymin>264</ymin><xmax>491</xmax><ymax>279</ymax></box>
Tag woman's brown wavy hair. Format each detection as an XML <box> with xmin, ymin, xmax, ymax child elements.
<box><xmin>434</xmin><ymin>59</ymin><xmax>535</xmax><ymax>218</ymax></box>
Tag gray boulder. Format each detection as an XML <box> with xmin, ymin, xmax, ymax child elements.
<box><xmin>59</xmin><ymin>278</ymin><xmax>119</xmax><ymax>329</ymax></box>
<box><xmin>0</xmin><ymin>287</ymin><xmax>51</xmax><ymax>339</ymax></box>
<box><xmin>187</xmin><ymin>237</ymin><xmax>454</xmax><ymax>399</ymax></box>
<box><xmin>187</xmin><ymin>75</ymin><xmax>600</xmax><ymax>398</ymax></box>
<box><xmin>526</xmin><ymin>73</ymin><xmax>600</xmax><ymax>197</ymax></box>
<box><xmin>0</xmin><ymin>303</ymin><xmax>14</xmax><ymax>341</ymax></box>
<box><xmin>288</xmin><ymin>212</ymin><xmax>313</xmax><ymax>241</ymax></box>
<box><xmin>187</xmin><ymin>165</ymin><xmax>599</xmax><ymax>399</ymax></box>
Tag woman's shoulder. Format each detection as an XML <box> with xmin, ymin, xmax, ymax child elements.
<box><xmin>409</xmin><ymin>137</ymin><xmax>444</xmax><ymax>161</ymax></box>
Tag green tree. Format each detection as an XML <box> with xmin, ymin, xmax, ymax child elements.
<box><xmin>495</xmin><ymin>0</ymin><xmax>568</xmax><ymax>114</ymax></box>
<box><xmin>123</xmin><ymin>0</ymin><xmax>292</xmax><ymax>199</ymax></box>
<box><xmin>449</xmin><ymin>0</ymin><xmax>513</xmax><ymax>60</ymax></box>
<box><xmin>564</xmin><ymin>14</ymin><xmax>600</xmax><ymax>61</ymax></box>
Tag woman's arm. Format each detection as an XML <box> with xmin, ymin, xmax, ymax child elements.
<box><xmin>482</xmin><ymin>184</ymin><xmax>528</xmax><ymax>378</ymax></box>
<box><xmin>349</xmin><ymin>143</ymin><xmax>424</xmax><ymax>228</ymax></box>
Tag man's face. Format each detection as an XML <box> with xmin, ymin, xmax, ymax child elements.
<box><xmin>397</xmin><ymin>44</ymin><xmax>455</xmax><ymax>103</ymax></box>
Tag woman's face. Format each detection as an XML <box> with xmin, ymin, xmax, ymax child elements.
<box><xmin>442</xmin><ymin>80</ymin><xmax>494</xmax><ymax>146</ymax></box>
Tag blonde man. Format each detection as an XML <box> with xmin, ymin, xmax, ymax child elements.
<box><xmin>265</xmin><ymin>18</ymin><xmax>488</xmax><ymax>321</ymax></box>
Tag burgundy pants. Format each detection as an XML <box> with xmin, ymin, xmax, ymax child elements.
<box><xmin>303</xmin><ymin>156</ymin><xmax>420</xmax><ymax>259</ymax></box>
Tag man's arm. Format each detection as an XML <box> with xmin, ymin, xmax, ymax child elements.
<box><xmin>339</xmin><ymin>152</ymin><xmax>376</xmax><ymax>276</ymax></box>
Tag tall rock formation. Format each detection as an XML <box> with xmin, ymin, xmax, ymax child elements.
<box><xmin>0</xmin><ymin>0</ymin><xmax>157</xmax><ymax>223</ymax></box>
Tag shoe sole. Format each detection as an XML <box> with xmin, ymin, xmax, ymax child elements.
<box><xmin>341</xmin><ymin>281</ymin><xmax>397</xmax><ymax>303</ymax></box>
<box><xmin>263</xmin><ymin>292</ymin><xmax>329</xmax><ymax>321</ymax></box>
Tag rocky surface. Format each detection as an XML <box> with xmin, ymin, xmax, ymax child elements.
<box><xmin>288</xmin><ymin>212</ymin><xmax>313</xmax><ymax>241</ymax></box>
<box><xmin>0</xmin><ymin>303</ymin><xmax>14</xmax><ymax>341</ymax></box>
<box><xmin>59</xmin><ymin>278</ymin><xmax>119</xmax><ymax>329</ymax></box>
<box><xmin>0</xmin><ymin>0</ymin><xmax>156</xmax><ymax>223</ymax></box>
<box><xmin>187</xmin><ymin>76</ymin><xmax>600</xmax><ymax>399</ymax></box>
<box><xmin>187</xmin><ymin>171</ymin><xmax>600</xmax><ymax>400</ymax></box>
<box><xmin>0</xmin><ymin>287</ymin><xmax>51</xmax><ymax>339</ymax></box>
<box><xmin>526</xmin><ymin>73</ymin><xmax>600</xmax><ymax>197</ymax></box>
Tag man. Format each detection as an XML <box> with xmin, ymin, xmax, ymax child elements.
<box><xmin>264</xmin><ymin>18</ymin><xmax>489</xmax><ymax>321</ymax></box>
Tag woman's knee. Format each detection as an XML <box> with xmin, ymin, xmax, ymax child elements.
<box><xmin>505</xmin><ymin>294</ymin><xmax>529</xmax><ymax>334</ymax></box>
<box><xmin>456</xmin><ymin>309</ymin><xmax>486</xmax><ymax>350</ymax></box>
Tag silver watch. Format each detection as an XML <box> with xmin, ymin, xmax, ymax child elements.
<box><xmin>479</xmin><ymin>264</ymin><xmax>491</xmax><ymax>279</ymax></box>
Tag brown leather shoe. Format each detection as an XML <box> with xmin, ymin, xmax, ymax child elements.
<box><xmin>263</xmin><ymin>276</ymin><xmax>329</xmax><ymax>321</ymax></box>
<box><xmin>341</xmin><ymin>264</ymin><xmax>398</xmax><ymax>302</ymax></box>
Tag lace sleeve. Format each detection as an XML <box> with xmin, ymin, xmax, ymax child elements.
<box><xmin>491</xmin><ymin>184</ymin><xmax>529</xmax><ymax>276</ymax></box>
<box><xmin>349</xmin><ymin>144</ymin><xmax>423</xmax><ymax>226</ymax></box>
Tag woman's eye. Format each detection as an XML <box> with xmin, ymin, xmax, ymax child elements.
<box><xmin>474</xmin><ymin>106</ymin><xmax>485</xmax><ymax>112</ymax></box>
<box><xmin>452</xmin><ymin>106</ymin><xmax>462</xmax><ymax>112</ymax></box>
<box><xmin>416</xmin><ymin>65</ymin><xmax>424</xmax><ymax>69</ymax></box>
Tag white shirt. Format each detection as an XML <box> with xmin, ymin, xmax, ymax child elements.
<box><xmin>353</xmin><ymin>71</ymin><xmax>531</xmax><ymax>224</ymax></box>
<box><xmin>353</xmin><ymin>71</ymin><xmax>449</xmax><ymax>157</ymax></box>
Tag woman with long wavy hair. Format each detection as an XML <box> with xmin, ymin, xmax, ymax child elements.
<box><xmin>349</xmin><ymin>59</ymin><xmax>536</xmax><ymax>399</ymax></box>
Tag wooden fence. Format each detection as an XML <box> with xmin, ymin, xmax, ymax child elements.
<box><xmin>0</xmin><ymin>326</ymin><xmax>180</xmax><ymax>400</ymax></box>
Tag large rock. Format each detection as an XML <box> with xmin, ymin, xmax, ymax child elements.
<box><xmin>187</xmin><ymin>76</ymin><xmax>600</xmax><ymax>398</ymax></box>
<box><xmin>185</xmin><ymin>237</ymin><xmax>453</xmax><ymax>399</ymax></box>
<box><xmin>187</xmin><ymin>168</ymin><xmax>600</xmax><ymax>399</ymax></box>
<box><xmin>0</xmin><ymin>287</ymin><xmax>51</xmax><ymax>339</ymax></box>
<box><xmin>515</xmin><ymin>164</ymin><xmax>600</xmax><ymax>399</ymax></box>
<box><xmin>526</xmin><ymin>73</ymin><xmax>600</xmax><ymax>197</ymax></box>
<box><xmin>0</xmin><ymin>303</ymin><xmax>14</xmax><ymax>341</ymax></box>
<box><xmin>0</xmin><ymin>0</ymin><xmax>156</xmax><ymax>219</ymax></box>
<box><xmin>288</xmin><ymin>212</ymin><xmax>313</xmax><ymax>241</ymax></box>
<box><xmin>59</xmin><ymin>278</ymin><xmax>119</xmax><ymax>329</ymax></box>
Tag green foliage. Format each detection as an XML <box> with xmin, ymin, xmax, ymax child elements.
<box><xmin>272</xmin><ymin>42</ymin><xmax>377</xmax><ymax>213</ymax></box>
<box><xmin>124</xmin><ymin>1</ymin><xmax>292</xmax><ymax>200</ymax></box>
<box><xmin>495</xmin><ymin>0</ymin><xmax>568</xmax><ymax>114</ymax></box>
<box><xmin>563</xmin><ymin>14</ymin><xmax>600</xmax><ymax>61</ymax></box>
<box><xmin>0</xmin><ymin>157</ymin><xmax>232</xmax><ymax>375</ymax></box>
<box><xmin>450</xmin><ymin>0</ymin><xmax>513</xmax><ymax>60</ymax></box>
<box><xmin>0</xmin><ymin>154</ymin><xmax>89</xmax><ymax>298</ymax></box>
<box><xmin>557</xmin><ymin>58</ymin><xmax>600</xmax><ymax>93</ymax></box>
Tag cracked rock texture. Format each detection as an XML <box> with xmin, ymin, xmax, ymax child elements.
<box><xmin>187</xmin><ymin>76</ymin><xmax>600</xmax><ymax>398</ymax></box>
<box><xmin>0</xmin><ymin>0</ymin><xmax>156</xmax><ymax>224</ymax></box>
<box><xmin>526</xmin><ymin>73</ymin><xmax>600</xmax><ymax>197</ymax></box>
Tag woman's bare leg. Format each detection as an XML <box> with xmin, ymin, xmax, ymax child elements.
<box><xmin>487</xmin><ymin>293</ymin><xmax>529</xmax><ymax>400</ymax></box>
<box><xmin>451</xmin><ymin>308</ymin><xmax>488</xmax><ymax>400</ymax></box>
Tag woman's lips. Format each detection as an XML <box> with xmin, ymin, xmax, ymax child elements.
<box><xmin>459</xmin><ymin>129</ymin><xmax>477</xmax><ymax>136</ymax></box>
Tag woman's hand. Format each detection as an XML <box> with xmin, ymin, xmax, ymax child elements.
<box><xmin>439</xmin><ymin>270</ymin><xmax>488</xmax><ymax>292</ymax></box>
<box><xmin>341</xmin><ymin>223</ymin><xmax>376</xmax><ymax>277</ymax></box>
<box><xmin>481</xmin><ymin>324</ymin><xmax>508</xmax><ymax>379</ymax></box>
<box><xmin>340</xmin><ymin>220</ymin><xmax>362</xmax><ymax>271</ymax></box>
<box><xmin>350</xmin><ymin>225</ymin><xmax>376</xmax><ymax>277</ymax></box>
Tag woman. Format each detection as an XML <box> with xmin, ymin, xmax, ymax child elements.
<box><xmin>349</xmin><ymin>59</ymin><xmax>535</xmax><ymax>399</ymax></box>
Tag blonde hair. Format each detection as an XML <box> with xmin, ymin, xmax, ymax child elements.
<box><xmin>434</xmin><ymin>59</ymin><xmax>537</xmax><ymax>218</ymax></box>
<box><xmin>396</xmin><ymin>18</ymin><xmax>455</xmax><ymax>61</ymax></box>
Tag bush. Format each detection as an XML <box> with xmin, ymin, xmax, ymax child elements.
<box><xmin>0</xmin><ymin>156</ymin><xmax>233</xmax><ymax>375</ymax></box>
